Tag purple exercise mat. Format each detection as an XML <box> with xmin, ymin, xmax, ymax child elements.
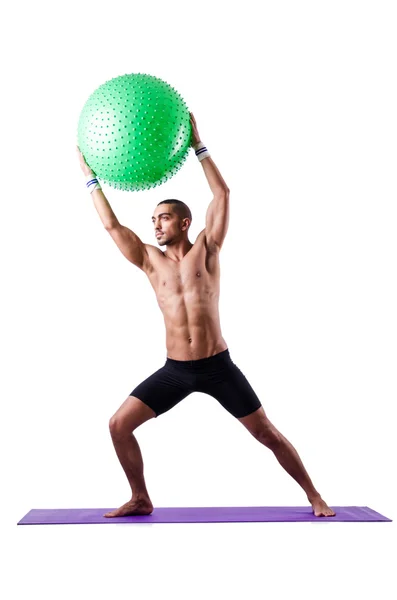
<box><xmin>17</xmin><ymin>506</ymin><xmax>391</xmax><ymax>525</ymax></box>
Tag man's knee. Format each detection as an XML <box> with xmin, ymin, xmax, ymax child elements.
<box><xmin>254</xmin><ymin>423</ymin><xmax>282</xmax><ymax>449</ymax></box>
<box><xmin>109</xmin><ymin>395</ymin><xmax>156</xmax><ymax>439</ymax></box>
<box><xmin>239</xmin><ymin>408</ymin><xmax>281</xmax><ymax>448</ymax></box>
<box><xmin>109</xmin><ymin>416</ymin><xmax>131</xmax><ymax>440</ymax></box>
<box><xmin>109</xmin><ymin>414</ymin><xmax>139</xmax><ymax>439</ymax></box>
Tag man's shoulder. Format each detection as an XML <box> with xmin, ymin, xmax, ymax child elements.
<box><xmin>139</xmin><ymin>244</ymin><xmax>164</xmax><ymax>275</ymax></box>
<box><xmin>144</xmin><ymin>244</ymin><xmax>164</xmax><ymax>255</ymax></box>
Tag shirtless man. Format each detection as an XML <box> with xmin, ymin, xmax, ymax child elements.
<box><xmin>77</xmin><ymin>113</ymin><xmax>335</xmax><ymax>518</ymax></box>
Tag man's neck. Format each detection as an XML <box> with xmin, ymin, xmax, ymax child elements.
<box><xmin>165</xmin><ymin>239</ymin><xmax>193</xmax><ymax>262</ymax></box>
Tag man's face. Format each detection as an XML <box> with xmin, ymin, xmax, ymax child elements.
<box><xmin>152</xmin><ymin>205</ymin><xmax>181</xmax><ymax>246</ymax></box>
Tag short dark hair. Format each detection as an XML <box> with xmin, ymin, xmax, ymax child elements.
<box><xmin>157</xmin><ymin>199</ymin><xmax>192</xmax><ymax>224</ymax></box>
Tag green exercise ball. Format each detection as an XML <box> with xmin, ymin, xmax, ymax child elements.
<box><xmin>77</xmin><ymin>73</ymin><xmax>191</xmax><ymax>191</ymax></box>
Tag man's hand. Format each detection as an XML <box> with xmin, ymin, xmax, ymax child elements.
<box><xmin>76</xmin><ymin>146</ymin><xmax>95</xmax><ymax>177</ymax></box>
<box><xmin>190</xmin><ymin>112</ymin><xmax>201</xmax><ymax>147</ymax></box>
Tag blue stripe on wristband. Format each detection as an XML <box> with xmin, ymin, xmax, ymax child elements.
<box><xmin>196</xmin><ymin>147</ymin><xmax>208</xmax><ymax>155</ymax></box>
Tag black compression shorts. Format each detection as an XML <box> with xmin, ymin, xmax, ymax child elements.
<box><xmin>130</xmin><ymin>348</ymin><xmax>262</xmax><ymax>419</ymax></box>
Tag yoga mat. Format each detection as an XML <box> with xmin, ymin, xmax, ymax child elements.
<box><xmin>18</xmin><ymin>506</ymin><xmax>391</xmax><ymax>525</ymax></box>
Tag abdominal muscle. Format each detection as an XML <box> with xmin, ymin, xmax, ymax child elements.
<box><xmin>161</xmin><ymin>291</ymin><xmax>227</xmax><ymax>361</ymax></box>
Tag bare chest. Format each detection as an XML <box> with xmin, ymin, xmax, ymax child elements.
<box><xmin>146</xmin><ymin>240</ymin><xmax>220</xmax><ymax>302</ymax></box>
<box><xmin>151</xmin><ymin>255</ymin><xmax>212</xmax><ymax>297</ymax></box>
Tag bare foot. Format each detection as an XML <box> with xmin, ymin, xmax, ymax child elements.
<box><xmin>310</xmin><ymin>495</ymin><xmax>336</xmax><ymax>517</ymax></box>
<box><xmin>104</xmin><ymin>498</ymin><xmax>154</xmax><ymax>518</ymax></box>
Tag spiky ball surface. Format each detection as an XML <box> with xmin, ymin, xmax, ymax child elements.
<box><xmin>78</xmin><ymin>73</ymin><xmax>191</xmax><ymax>191</ymax></box>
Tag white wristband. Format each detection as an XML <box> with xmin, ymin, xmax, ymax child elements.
<box><xmin>193</xmin><ymin>141</ymin><xmax>211</xmax><ymax>162</ymax></box>
<box><xmin>86</xmin><ymin>174</ymin><xmax>102</xmax><ymax>193</ymax></box>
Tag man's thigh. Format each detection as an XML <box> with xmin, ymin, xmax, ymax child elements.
<box><xmin>197</xmin><ymin>361</ymin><xmax>263</xmax><ymax>419</ymax></box>
<box><xmin>130</xmin><ymin>364</ymin><xmax>194</xmax><ymax>417</ymax></box>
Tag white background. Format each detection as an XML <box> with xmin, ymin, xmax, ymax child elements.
<box><xmin>2</xmin><ymin>0</ymin><xmax>396</xmax><ymax>598</ymax></box>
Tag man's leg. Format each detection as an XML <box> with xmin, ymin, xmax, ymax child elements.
<box><xmin>105</xmin><ymin>361</ymin><xmax>192</xmax><ymax>517</ymax></box>
<box><xmin>238</xmin><ymin>406</ymin><xmax>335</xmax><ymax>517</ymax></box>
<box><xmin>105</xmin><ymin>395</ymin><xmax>156</xmax><ymax>518</ymax></box>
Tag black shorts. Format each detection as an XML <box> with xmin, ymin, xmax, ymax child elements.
<box><xmin>130</xmin><ymin>348</ymin><xmax>262</xmax><ymax>419</ymax></box>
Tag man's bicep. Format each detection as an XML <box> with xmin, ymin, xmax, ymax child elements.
<box><xmin>205</xmin><ymin>192</ymin><xmax>230</xmax><ymax>251</ymax></box>
<box><xmin>106</xmin><ymin>224</ymin><xmax>150</xmax><ymax>270</ymax></box>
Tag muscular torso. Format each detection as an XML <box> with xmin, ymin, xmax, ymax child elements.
<box><xmin>143</xmin><ymin>229</ymin><xmax>228</xmax><ymax>360</ymax></box>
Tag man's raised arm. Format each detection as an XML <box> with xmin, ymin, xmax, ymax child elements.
<box><xmin>76</xmin><ymin>147</ymin><xmax>119</xmax><ymax>230</ymax></box>
<box><xmin>189</xmin><ymin>113</ymin><xmax>230</xmax><ymax>250</ymax></box>
<box><xmin>76</xmin><ymin>147</ymin><xmax>150</xmax><ymax>271</ymax></box>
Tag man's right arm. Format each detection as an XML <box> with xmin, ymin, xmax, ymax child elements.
<box><xmin>92</xmin><ymin>187</ymin><xmax>151</xmax><ymax>272</ymax></box>
<box><xmin>77</xmin><ymin>148</ymin><xmax>150</xmax><ymax>272</ymax></box>
<box><xmin>90</xmin><ymin>186</ymin><xmax>119</xmax><ymax>230</ymax></box>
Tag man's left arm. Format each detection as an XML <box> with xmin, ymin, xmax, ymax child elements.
<box><xmin>201</xmin><ymin>157</ymin><xmax>230</xmax><ymax>251</ymax></box>
<box><xmin>190</xmin><ymin>113</ymin><xmax>230</xmax><ymax>251</ymax></box>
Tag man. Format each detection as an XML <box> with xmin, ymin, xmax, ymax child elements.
<box><xmin>77</xmin><ymin>113</ymin><xmax>335</xmax><ymax>518</ymax></box>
